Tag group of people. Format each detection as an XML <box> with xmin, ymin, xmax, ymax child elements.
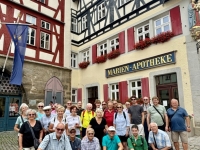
<box><xmin>14</xmin><ymin>96</ymin><xmax>191</xmax><ymax>150</ymax></box>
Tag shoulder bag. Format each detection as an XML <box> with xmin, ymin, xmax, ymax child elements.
<box><xmin>169</xmin><ymin>109</ymin><xmax>179</xmax><ymax>128</ymax></box>
<box><xmin>27</xmin><ymin>121</ymin><xmax>40</xmax><ymax>149</ymax></box>
<box><xmin>153</xmin><ymin>106</ymin><xmax>165</xmax><ymax>126</ymax></box>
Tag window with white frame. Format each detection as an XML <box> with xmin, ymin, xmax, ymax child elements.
<box><xmin>41</xmin><ymin>20</ymin><xmax>50</xmax><ymax>30</ymax></box>
<box><xmin>26</xmin><ymin>14</ymin><xmax>36</xmax><ymax>25</ymax></box>
<box><xmin>155</xmin><ymin>15</ymin><xmax>171</xmax><ymax>35</ymax></box>
<box><xmin>119</xmin><ymin>0</ymin><xmax>129</xmax><ymax>6</ymax></box>
<box><xmin>137</xmin><ymin>24</ymin><xmax>150</xmax><ymax>41</ymax></box>
<box><xmin>82</xmin><ymin>15</ymin><xmax>87</xmax><ymax>30</ymax></box>
<box><xmin>71</xmin><ymin>89</ymin><xmax>77</xmax><ymax>103</ymax></box>
<box><xmin>99</xmin><ymin>43</ymin><xmax>107</xmax><ymax>56</ymax></box>
<box><xmin>98</xmin><ymin>2</ymin><xmax>106</xmax><ymax>20</ymax></box>
<box><xmin>71</xmin><ymin>17</ymin><xmax>77</xmax><ymax>32</ymax></box>
<box><xmin>71</xmin><ymin>53</ymin><xmax>78</xmax><ymax>68</ymax></box>
<box><xmin>110</xmin><ymin>38</ymin><xmax>119</xmax><ymax>51</ymax></box>
<box><xmin>110</xmin><ymin>84</ymin><xmax>119</xmax><ymax>100</ymax></box>
<box><xmin>130</xmin><ymin>80</ymin><xmax>141</xmax><ymax>98</ymax></box>
<box><xmin>40</xmin><ymin>32</ymin><xmax>50</xmax><ymax>50</ymax></box>
<box><xmin>27</xmin><ymin>28</ymin><xmax>36</xmax><ymax>46</ymax></box>
<box><xmin>83</xmin><ymin>50</ymin><xmax>89</xmax><ymax>62</ymax></box>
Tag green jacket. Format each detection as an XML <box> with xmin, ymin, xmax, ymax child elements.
<box><xmin>127</xmin><ymin>135</ymin><xmax>148</xmax><ymax>150</ymax></box>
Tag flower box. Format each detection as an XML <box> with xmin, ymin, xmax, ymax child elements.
<box><xmin>96</xmin><ymin>55</ymin><xmax>107</xmax><ymax>63</ymax></box>
<box><xmin>107</xmin><ymin>49</ymin><xmax>121</xmax><ymax>60</ymax></box>
<box><xmin>135</xmin><ymin>38</ymin><xmax>151</xmax><ymax>50</ymax></box>
<box><xmin>151</xmin><ymin>31</ymin><xmax>174</xmax><ymax>44</ymax></box>
<box><xmin>79</xmin><ymin>61</ymin><xmax>90</xmax><ymax>69</ymax></box>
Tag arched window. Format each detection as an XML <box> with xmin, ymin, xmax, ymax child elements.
<box><xmin>44</xmin><ymin>77</ymin><xmax>63</xmax><ymax>105</ymax></box>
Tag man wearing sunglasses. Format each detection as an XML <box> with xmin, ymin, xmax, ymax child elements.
<box><xmin>38</xmin><ymin>123</ymin><xmax>72</xmax><ymax>150</ymax></box>
<box><xmin>68</xmin><ymin>127</ymin><xmax>81</xmax><ymax>150</ymax></box>
<box><xmin>40</xmin><ymin>106</ymin><xmax>55</xmax><ymax>137</ymax></box>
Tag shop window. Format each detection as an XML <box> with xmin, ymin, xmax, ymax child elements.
<box><xmin>41</xmin><ymin>20</ymin><xmax>50</xmax><ymax>30</ymax></box>
<box><xmin>154</xmin><ymin>15</ymin><xmax>171</xmax><ymax>35</ymax></box>
<box><xmin>26</xmin><ymin>14</ymin><xmax>36</xmax><ymax>25</ymax></box>
<box><xmin>71</xmin><ymin>89</ymin><xmax>77</xmax><ymax>103</ymax></box>
<box><xmin>110</xmin><ymin>38</ymin><xmax>119</xmax><ymax>51</ymax></box>
<box><xmin>110</xmin><ymin>83</ymin><xmax>119</xmax><ymax>100</ymax></box>
<box><xmin>99</xmin><ymin>43</ymin><xmax>107</xmax><ymax>56</ymax></box>
<box><xmin>83</xmin><ymin>50</ymin><xmax>89</xmax><ymax>61</ymax></box>
<box><xmin>27</xmin><ymin>28</ymin><xmax>36</xmax><ymax>46</ymax></box>
<box><xmin>82</xmin><ymin>15</ymin><xmax>87</xmax><ymax>30</ymax></box>
<box><xmin>71</xmin><ymin>52</ymin><xmax>78</xmax><ymax>68</ymax></box>
<box><xmin>130</xmin><ymin>80</ymin><xmax>141</xmax><ymax>98</ymax></box>
<box><xmin>137</xmin><ymin>24</ymin><xmax>150</xmax><ymax>41</ymax></box>
<box><xmin>40</xmin><ymin>32</ymin><xmax>50</xmax><ymax>50</ymax></box>
<box><xmin>98</xmin><ymin>2</ymin><xmax>106</xmax><ymax>20</ymax></box>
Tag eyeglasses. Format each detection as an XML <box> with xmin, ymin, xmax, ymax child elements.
<box><xmin>109</xmin><ymin>131</ymin><xmax>115</xmax><ymax>133</ymax></box>
<box><xmin>56</xmin><ymin>128</ymin><xmax>64</xmax><ymax>132</ymax></box>
<box><xmin>44</xmin><ymin>109</ymin><xmax>50</xmax><ymax>112</ymax></box>
<box><xmin>143</xmin><ymin>99</ymin><xmax>148</xmax><ymax>101</ymax></box>
<box><xmin>28</xmin><ymin>114</ymin><xmax>35</xmax><ymax>116</ymax></box>
<box><xmin>70</xmin><ymin>131</ymin><xmax>76</xmax><ymax>134</ymax></box>
<box><xmin>38</xmin><ymin>106</ymin><xmax>44</xmax><ymax>108</ymax></box>
<box><xmin>131</xmin><ymin>99</ymin><xmax>136</xmax><ymax>100</ymax></box>
<box><xmin>88</xmin><ymin>133</ymin><xmax>94</xmax><ymax>135</ymax></box>
<box><xmin>117</xmin><ymin>107</ymin><xmax>122</xmax><ymax>108</ymax></box>
<box><xmin>67</xmin><ymin>103</ymin><xmax>72</xmax><ymax>105</ymax></box>
<box><xmin>102</xmin><ymin>104</ymin><xmax>106</xmax><ymax>105</ymax></box>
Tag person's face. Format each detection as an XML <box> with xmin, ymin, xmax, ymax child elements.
<box><xmin>57</xmin><ymin>110</ymin><xmax>64</xmax><ymax>117</ymax></box>
<box><xmin>125</xmin><ymin>102</ymin><xmax>130</xmax><ymax>108</ymax></box>
<box><xmin>102</xmin><ymin>102</ymin><xmax>107</xmax><ymax>108</ymax></box>
<box><xmin>66</xmin><ymin>101</ymin><xmax>72</xmax><ymax>108</ymax></box>
<box><xmin>143</xmin><ymin>97</ymin><xmax>149</xmax><ymax>104</ymax></box>
<box><xmin>77</xmin><ymin>102</ymin><xmax>82</xmax><ymax>108</ymax></box>
<box><xmin>132</xmin><ymin>128</ymin><xmax>139</xmax><ymax>137</ymax></box>
<box><xmin>71</xmin><ymin>107</ymin><xmax>77</xmax><ymax>114</ymax></box>
<box><xmin>96</xmin><ymin>103</ymin><xmax>101</xmax><ymax>108</ymax></box>
<box><xmin>108</xmin><ymin>102</ymin><xmax>113</xmax><ymax>110</ymax></box>
<box><xmin>38</xmin><ymin>104</ymin><xmax>44</xmax><ymax>110</ymax></box>
<box><xmin>96</xmin><ymin>111</ymin><xmax>102</xmax><ymax>117</ymax></box>
<box><xmin>150</xmin><ymin>124</ymin><xmax>158</xmax><ymax>133</ymax></box>
<box><xmin>69</xmin><ymin>129</ymin><xmax>76</xmax><ymax>138</ymax></box>
<box><xmin>22</xmin><ymin>106</ymin><xmax>28</xmax><ymax>114</ymax></box>
<box><xmin>87</xmin><ymin>131</ymin><xmax>94</xmax><ymax>140</ymax></box>
<box><xmin>108</xmin><ymin>130</ymin><xmax>115</xmax><ymax>138</ymax></box>
<box><xmin>117</xmin><ymin>105</ymin><xmax>123</xmax><ymax>112</ymax></box>
<box><xmin>131</xmin><ymin>98</ymin><xmax>137</xmax><ymax>104</ymax></box>
<box><xmin>171</xmin><ymin>100</ymin><xmax>178</xmax><ymax>108</ymax></box>
<box><xmin>28</xmin><ymin>111</ymin><xmax>36</xmax><ymax>120</ymax></box>
<box><xmin>56</xmin><ymin>125</ymin><xmax>65</xmax><ymax>137</ymax></box>
<box><xmin>44</xmin><ymin>109</ymin><xmax>51</xmax><ymax>115</ymax></box>
<box><xmin>87</xmin><ymin>105</ymin><xmax>92</xmax><ymax>111</ymax></box>
<box><xmin>113</xmin><ymin>101</ymin><xmax>117</xmax><ymax>108</ymax></box>
<box><xmin>152</xmin><ymin>98</ymin><xmax>159</xmax><ymax>105</ymax></box>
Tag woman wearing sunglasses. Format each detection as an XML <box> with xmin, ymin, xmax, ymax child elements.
<box><xmin>113</xmin><ymin>103</ymin><xmax>130</xmax><ymax>150</ymax></box>
<box><xmin>19</xmin><ymin>109</ymin><xmax>43</xmax><ymax>150</ymax></box>
<box><xmin>36</xmin><ymin>102</ymin><xmax>45</xmax><ymax>120</ymax></box>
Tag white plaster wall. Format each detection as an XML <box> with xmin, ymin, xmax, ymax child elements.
<box><xmin>0</xmin><ymin>34</ymin><xmax>4</xmax><ymax>51</ymax></box>
<box><xmin>39</xmin><ymin>52</ymin><xmax>53</xmax><ymax>61</ymax></box>
<box><xmin>25</xmin><ymin>48</ymin><xmax>36</xmax><ymax>58</ymax></box>
<box><xmin>52</xmin><ymin>35</ymin><xmax>57</xmax><ymax>53</ymax></box>
<box><xmin>23</xmin><ymin>1</ymin><xmax>38</xmax><ymax>12</ymax></box>
<box><xmin>48</xmin><ymin>0</ymin><xmax>59</xmax><ymax>10</ymax></box>
<box><xmin>0</xmin><ymin>3</ymin><xmax>6</xmax><ymax>14</ymax></box>
<box><xmin>41</xmin><ymin>6</ymin><xmax>55</xmax><ymax>18</ymax></box>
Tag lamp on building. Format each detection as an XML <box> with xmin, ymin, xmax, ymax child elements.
<box><xmin>196</xmin><ymin>40</ymin><xmax>200</xmax><ymax>54</ymax></box>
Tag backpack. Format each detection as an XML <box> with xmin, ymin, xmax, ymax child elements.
<box><xmin>53</xmin><ymin>117</ymin><xmax>66</xmax><ymax>123</ymax></box>
<box><xmin>82</xmin><ymin>110</ymin><xmax>95</xmax><ymax>124</ymax></box>
<box><xmin>115</xmin><ymin>111</ymin><xmax>126</xmax><ymax>120</ymax></box>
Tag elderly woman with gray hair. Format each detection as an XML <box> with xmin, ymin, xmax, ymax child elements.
<box><xmin>19</xmin><ymin>109</ymin><xmax>43</xmax><ymax>150</ymax></box>
<box><xmin>88</xmin><ymin>108</ymin><xmax>108</xmax><ymax>147</ymax></box>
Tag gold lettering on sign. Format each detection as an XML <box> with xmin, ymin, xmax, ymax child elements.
<box><xmin>108</xmin><ymin>70</ymin><xmax>113</xmax><ymax>76</ymax></box>
<box><xmin>160</xmin><ymin>56</ymin><xmax>166</xmax><ymax>64</ymax></box>
<box><xmin>167</xmin><ymin>54</ymin><xmax>173</xmax><ymax>62</ymax></box>
<box><xmin>133</xmin><ymin>63</ymin><xmax>137</xmax><ymax>70</ymax></box>
<box><xmin>150</xmin><ymin>59</ymin><xmax>154</xmax><ymax>66</ymax></box>
<box><xmin>155</xmin><ymin>57</ymin><xmax>161</xmax><ymax>65</ymax></box>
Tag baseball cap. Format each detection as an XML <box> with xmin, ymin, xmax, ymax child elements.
<box><xmin>43</xmin><ymin>106</ymin><xmax>51</xmax><ymax>111</ymax></box>
<box><xmin>108</xmin><ymin>126</ymin><xmax>116</xmax><ymax>131</ymax></box>
<box><xmin>69</xmin><ymin>127</ymin><xmax>76</xmax><ymax>132</ymax></box>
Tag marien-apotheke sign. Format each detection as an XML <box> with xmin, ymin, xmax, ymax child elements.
<box><xmin>105</xmin><ymin>51</ymin><xmax>176</xmax><ymax>78</ymax></box>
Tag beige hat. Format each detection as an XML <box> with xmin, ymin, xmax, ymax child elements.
<box><xmin>108</xmin><ymin>126</ymin><xmax>116</xmax><ymax>131</ymax></box>
<box><xmin>43</xmin><ymin>106</ymin><xmax>51</xmax><ymax>110</ymax></box>
<box><xmin>69</xmin><ymin>127</ymin><xmax>76</xmax><ymax>132</ymax></box>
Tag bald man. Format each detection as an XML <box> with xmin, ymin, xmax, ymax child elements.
<box><xmin>167</xmin><ymin>99</ymin><xmax>190</xmax><ymax>150</ymax></box>
<box><xmin>148</xmin><ymin>123</ymin><xmax>171</xmax><ymax>150</ymax></box>
<box><xmin>38</xmin><ymin>123</ymin><xmax>72</xmax><ymax>150</ymax></box>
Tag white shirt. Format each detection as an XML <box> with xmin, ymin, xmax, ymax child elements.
<box><xmin>50</xmin><ymin>116</ymin><xmax>67</xmax><ymax>130</ymax></box>
<box><xmin>65</xmin><ymin>109</ymin><xmax>71</xmax><ymax>116</ymax></box>
<box><xmin>66</xmin><ymin>115</ymin><xmax>82</xmax><ymax>135</ymax></box>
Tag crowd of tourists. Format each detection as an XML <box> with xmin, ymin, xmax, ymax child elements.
<box><xmin>14</xmin><ymin>96</ymin><xmax>191</xmax><ymax>150</ymax></box>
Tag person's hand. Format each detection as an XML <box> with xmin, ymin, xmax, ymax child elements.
<box><xmin>75</xmin><ymin>123</ymin><xmax>79</xmax><ymax>128</ymax></box>
<box><xmin>39</xmin><ymin>139</ymin><xmax>42</xmax><ymax>143</ymax></box>
<box><xmin>19</xmin><ymin>147</ymin><xmax>23</xmax><ymax>150</ymax></box>
<box><xmin>148</xmin><ymin>126</ymin><xmax>151</xmax><ymax>131</ymax></box>
<box><xmin>168</xmin><ymin>127</ymin><xmax>171</xmax><ymax>132</ymax></box>
<box><xmin>187</xmin><ymin>127</ymin><xmax>191</xmax><ymax>132</ymax></box>
<box><xmin>125</xmin><ymin>131</ymin><xmax>129</xmax><ymax>137</ymax></box>
<box><xmin>165</xmin><ymin>126</ymin><xmax>168</xmax><ymax>132</ymax></box>
<box><xmin>103</xmin><ymin>129</ymin><xmax>107</xmax><ymax>133</ymax></box>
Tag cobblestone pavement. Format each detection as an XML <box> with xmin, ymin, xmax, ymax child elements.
<box><xmin>0</xmin><ymin>131</ymin><xmax>200</xmax><ymax>150</ymax></box>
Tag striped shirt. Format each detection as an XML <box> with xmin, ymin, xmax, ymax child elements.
<box><xmin>81</xmin><ymin>137</ymin><xmax>100</xmax><ymax>150</ymax></box>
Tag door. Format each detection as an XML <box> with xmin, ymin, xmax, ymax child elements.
<box><xmin>88</xmin><ymin>86</ymin><xmax>98</xmax><ymax>110</ymax></box>
<box><xmin>0</xmin><ymin>96</ymin><xmax>21</xmax><ymax>131</ymax></box>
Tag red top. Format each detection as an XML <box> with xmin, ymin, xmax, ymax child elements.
<box><xmin>103</xmin><ymin>109</ymin><xmax>116</xmax><ymax>127</ymax></box>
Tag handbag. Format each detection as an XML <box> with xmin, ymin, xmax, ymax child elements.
<box><xmin>153</xmin><ymin>106</ymin><xmax>166</xmax><ymax>127</ymax></box>
<box><xmin>27</xmin><ymin>122</ymin><xmax>40</xmax><ymax>149</ymax></box>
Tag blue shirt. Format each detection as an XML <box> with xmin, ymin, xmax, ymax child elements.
<box><xmin>102</xmin><ymin>135</ymin><xmax>121</xmax><ymax>150</ymax></box>
<box><xmin>69</xmin><ymin>137</ymin><xmax>81</xmax><ymax>150</ymax></box>
<box><xmin>167</xmin><ymin>107</ymin><xmax>188</xmax><ymax>131</ymax></box>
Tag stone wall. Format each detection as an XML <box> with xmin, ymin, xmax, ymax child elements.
<box><xmin>0</xmin><ymin>55</ymin><xmax>71</xmax><ymax>107</ymax></box>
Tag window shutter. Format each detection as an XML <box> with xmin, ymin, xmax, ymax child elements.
<box><xmin>127</xmin><ymin>27</ymin><xmax>135</xmax><ymax>51</ymax></box>
<box><xmin>92</xmin><ymin>44</ymin><xmax>97</xmax><ymax>64</ymax></box>
<box><xmin>119</xmin><ymin>81</ymin><xmax>128</xmax><ymax>104</ymax></box>
<box><xmin>103</xmin><ymin>84</ymin><xmax>109</xmax><ymax>102</ymax></box>
<box><xmin>141</xmin><ymin>78</ymin><xmax>150</xmax><ymax>98</ymax></box>
<box><xmin>118</xmin><ymin>31</ymin><xmax>125</xmax><ymax>54</ymax></box>
<box><xmin>77</xmin><ymin>88</ymin><xmax>82</xmax><ymax>102</ymax></box>
<box><xmin>170</xmin><ymin>6</ymin><xmax>182</xmax><ymax>36</ymax></box>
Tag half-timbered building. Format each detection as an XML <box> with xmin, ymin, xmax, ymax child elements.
<box><xmin>70</xmin><ymin>0</ymin><xmax>200</xmax><ymax>134</ymax></box>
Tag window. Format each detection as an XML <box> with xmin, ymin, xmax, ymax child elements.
<box><xmin>155</xmin><ymin>15</ymin><xmax>171</xmax><ymax>35</ymax></box>
<box><xmin>71</xmin><ymin>89</ymin><xmax>77</xmax><ymax>103</ymax></box>
<box><xmin>110</xmin><ymin>84</ymin><xmax>119</xmax><ymax>100</ymax></box>
<box><xmin>27</xmin><ymin>28</ymin><xmax>36</xmax><ymax>46</ymax></box>
<box><xmin>83</xmin><ymin>50</ymin><xmax>89</xmax><ymax>61</ymax></box>
<box><xmin>71</xmin><ymin>53</ymin><xmax>78</xmax><ymax>68</ymax></box>
<box><xmin>40</xmin><ymin>32</ymin><xmax>50</xmax><ymax>50</ymax></box>
<box><xmin>110</xmin><ymin>38</ymin><xmax>119</xmax><ymax>51</ymax></box>
<box><xmin>37</xmin><ymin>0</ymin><xmax>45</xmax><ymax>3</ymax></box>
<box><xmin>26</xmin><ymin>14</ymin><xmax>36</xmax><ymax>25</ymax></box>
<box><xmin>41</xmin><ymin>20</ymin><xmax>50</xmax><ymax>30</ymax></box>
<box><xmin>130</xmin><ymin>80</ymin><xmax>141</xmax><ymax>98</ymax></box>
<box><xmin>119</xmin><ymin>0</ymin><xmax>129</xmax><ymax>6</ymax></box>
<box><xmin>82</xmin><ymin>15</ymin><xmax>87</xmax><ymax>30</ymax></box>
<box><xmin>98</xmin><ymin>2</ymin><xmax>106</xmax><ymax>20</ymax></box>
<box><xmin>99</xmin><ymin>43</ymin><xmax>107</xmax><ymax>56</ymax></box>
<box><xmin>137</xmin><ymin>24</ymin><xmax>150</xmax><ymax>41</ymax></box>
<box><xmin>71</xmin><ymin>17</ymin><xmax>77</xmax><ymax>32</ymax></box>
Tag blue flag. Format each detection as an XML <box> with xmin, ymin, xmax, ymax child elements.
<box><xmin>6</xmin><ymin>24</ymin><xmax>29</xmax><ymax>85</ymax></box>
